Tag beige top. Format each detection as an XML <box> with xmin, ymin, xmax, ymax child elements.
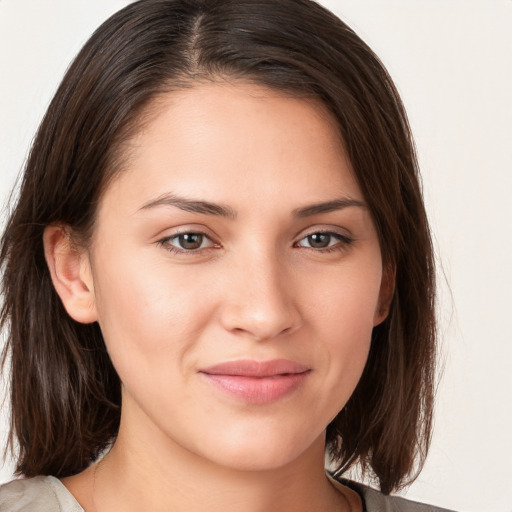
<box><xmin>0</xmin><ymin>474</ymin><xmax>455</xmax><ymax>511</ymax></box>
<box><xmin>0</xmin><ymin>476</ymin><xmax>83</xmax><ymax>512</ymax></box>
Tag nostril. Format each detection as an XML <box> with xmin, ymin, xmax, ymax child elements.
<box><xmin>221</xmin><ymin>308</ymin><xmax>300</xmax><ymax>341</ymax></box>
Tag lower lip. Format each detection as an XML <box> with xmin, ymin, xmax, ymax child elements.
<box><xmin>200</xmin><ymin>372</ymin><xmax>310</xmax><ymax>404</ymax></box>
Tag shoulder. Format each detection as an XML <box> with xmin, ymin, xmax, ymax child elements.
<box><xmin>330</xmin><ymin>476</ymin><xmax>456</xmax><ymax>512</ymax></box>
<box><xmin>0</xmin><ymin>476</ymin><xmax>84</xmax><ymax>512</ymax></box>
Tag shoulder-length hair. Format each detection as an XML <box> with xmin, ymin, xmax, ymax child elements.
<box><xmin>1</xmin><ymin>0</ymin><xmax>435</xmax><ymax>495</ymax></box>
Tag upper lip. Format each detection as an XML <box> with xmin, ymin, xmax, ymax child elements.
<box><xmin>200</xmin><ymin>359</ymin><xmax>310</xmax><ymax>377</ymax></box>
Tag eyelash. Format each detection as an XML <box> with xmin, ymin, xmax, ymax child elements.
<box><xmin>157</xmin><ymin>230</ymin><xmax>354</xmax><ymax>255</ymax></box>
<box><xmin>157</xmin><ymin>231</ymin><xmax>219</xmax><ymax>255</ymax></box>
<box><xmin>293</xmin><ymin>230</ymin><xmax>354</xmax><ymax>253</ymax></box>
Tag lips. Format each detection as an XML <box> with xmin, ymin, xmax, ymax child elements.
<box><xmin>199</xmin><ymin>359</ymin><xmax>311</xmax><ymax>404</ymax></box>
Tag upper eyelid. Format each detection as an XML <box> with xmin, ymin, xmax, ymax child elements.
<box><xmin>294</xmin><ymin>227</ymin><xmax>353</xmax><ymax>242</ymax></box>
<box><xmin>157</xmin><ymin>232</ymin><xmax>219</xmax><ymax>255</ymax></box>
<box><xmin>167</xmin><ymin>228</ymin><xmax>212</xmax><ymax>238</ymax></box>
<box><xmin>164</xmin><ymin>231</ymin><xmax>217</xmax><ymax>245</ymax></box>
<box><xmin>157</xmin><ymin>225</ymin><xmax>218</xmax><ymax>241</ymax></box>
<box><xmin>294</xmin><ymin>231</ymin><xmax>352</xmax><ymax>246</ymax></box>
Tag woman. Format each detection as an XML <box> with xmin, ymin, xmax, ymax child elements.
<box><xmin>0</xmin><ymin>0</ymin><xmax>450</xmax><ymax>510</ymax></box>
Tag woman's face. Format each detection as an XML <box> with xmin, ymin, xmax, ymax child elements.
<box><xmin>82</xmin><ymin>83</ymin><xmax>390</xmax><ymax>470</ymax></box>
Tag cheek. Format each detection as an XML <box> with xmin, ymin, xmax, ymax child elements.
<box><xmin>90</xmin><ymin>251</ymin><xmax>216</xmax><ymax>383</ymax></box>
<box><xmin>305</xmin><ymin>261</ymin><xmax>381</xmax><ymax>405</ymax></box>
<box><xmin>307</xmin><ymin>257</ymin><xmax>382</xmax><ymax>340</ymax></box>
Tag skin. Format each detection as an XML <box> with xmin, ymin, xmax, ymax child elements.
<box><xmin>45</xmin><ymin>82</ymin><xmax>393</xmax><ymax>512</ymax></box>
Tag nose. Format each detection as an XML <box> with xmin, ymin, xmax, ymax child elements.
<box><xmin>219</xmin><ymin>251</ymin><xmax>302</xmax><ymax>341</ymax></box>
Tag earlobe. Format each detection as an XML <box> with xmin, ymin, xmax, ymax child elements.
<box><xmin>43</xmin><ymin>225</ymin><xmax>98</xmax><ymax>324</ymax></box>
<box><xmin>373</xmin><ymin>263</ymin><xmax>396</xmax><ymax>326</ymax></box>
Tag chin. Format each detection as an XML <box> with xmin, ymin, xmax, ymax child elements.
<box><xmin>194</xmin><ymin>426</ymin><xmax>323</xmax><ymax>473</ymax></box>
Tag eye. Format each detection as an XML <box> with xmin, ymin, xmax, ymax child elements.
<box><xmin>158</xmin><ymin>232</ymin><xmax>218</xmax><ymax>254</ymax></box>
<box><xmin>295</xmin><ymin>231</ymin><xmax>353</xmax><ymax>251</ymax></box>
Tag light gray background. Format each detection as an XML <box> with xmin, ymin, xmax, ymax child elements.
<box><xmin>1</xmin><ymin>1</ymin><xmax>511</xmax><ymax>511</ymax></box>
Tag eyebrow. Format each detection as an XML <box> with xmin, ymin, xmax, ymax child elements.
<box><xmin>139</xmin><ymin>193</ymin><xmax>365</xmax><ymax>219</ymax></box>
<box><xmin>140</xmin><ymin>193</ymin><xmax>237</xmax><ymax>219</ymax></box>
<box><xmin>292</xmin><ymin>198</ymin><xmax>366</xmax><ymax>217</ymax></box>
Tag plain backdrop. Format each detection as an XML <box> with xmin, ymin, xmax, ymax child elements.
<box><xmin>1</xmin><ymin>1</ymin><xmax>511</xmax><ymax>511</ymax></box>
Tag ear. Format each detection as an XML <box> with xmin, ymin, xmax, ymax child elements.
<box><xmin>373</xmin><ymin>262</ymin><xmax>396</xmax><ymax>326</ymax></box>
<box><xmin>43</xmin><ymin>224</ymin><xmax>98</xmax><ymax>324</ymax></box>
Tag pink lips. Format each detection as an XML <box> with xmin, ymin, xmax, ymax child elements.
<box><xmin>199</xmin><ymin>359</ymin><xmax>310</xmax><ymax>404</ymax></box>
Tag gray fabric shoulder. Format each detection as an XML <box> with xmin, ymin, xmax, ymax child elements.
<box><xmin>0</xmin><ymin>476</ymin><xmax>84</xmax><ymax>512</ymax></box>
<box><xmin>348</xmin><ymin>481</ymin><xmax>456</xmax><ymax>512</ymax></box>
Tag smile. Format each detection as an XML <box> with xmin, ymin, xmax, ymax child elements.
<box><xmin>199</xmin><ymin>359</ymin><xmax>311</xmax><ymax>404</ymax></box>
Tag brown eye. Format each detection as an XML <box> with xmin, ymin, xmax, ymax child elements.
<box><xmin>296</xmin><ymin>231</ymin><xmax>354</xmax><ymax>251</ymax></box>
<box><xmin>177</xmin><ymin>233</ymin><xmax>204</xmax><ymax>250</ymax></box>
<box><xmin>160</xmin><ymin>232</ymin><xmax>216</xmax><ymax>254</ymax></box>
<box><xmin>307</xmin><ymin>233</ymin><xmax>331</xmax><ymax>248</ymax></box>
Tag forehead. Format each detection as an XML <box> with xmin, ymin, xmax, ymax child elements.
<box><xmin>132</xmin><ymin>81</ymin><xmax>345</xmax><ymax>157</ymax></box>
<box><xmin>100</xmin><ymin>82</ymin><xmax>361</xmax><ymax>215</ymax></box>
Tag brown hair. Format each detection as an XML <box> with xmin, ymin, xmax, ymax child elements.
<box><xmin>1</xmin><ymin>0</ymin><xmax>435</xmax><ymax>494</ymax></box>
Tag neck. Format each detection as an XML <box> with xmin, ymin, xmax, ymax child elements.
<box><xmin>89</xmin><ymin>408</ymin><xmax>354</xmax><ymax>512</ymax></box>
